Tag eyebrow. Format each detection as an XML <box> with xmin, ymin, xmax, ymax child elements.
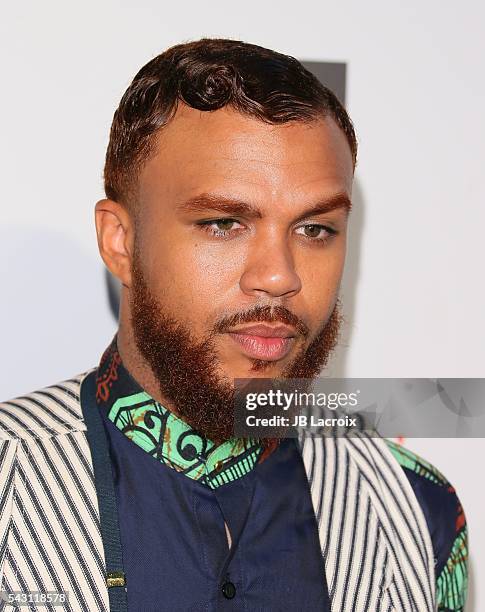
<box><xmin>176</xmin><ymin>192</ymin><xmax>352</xmax><ymax>220</ymax></box>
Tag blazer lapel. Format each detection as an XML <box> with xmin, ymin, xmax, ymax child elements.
<box><xmin>297</xmin><ymin>432</ymin><xmax>436</xmax><ymax>611</ymax></box>
<box><xmin>0</xmin><ymin>371</ymin><xmax>110</xmax><ymax>612</ymax></box>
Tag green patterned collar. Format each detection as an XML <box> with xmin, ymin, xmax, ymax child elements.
<box><xmin>95</xmin><ymin>337</ymin><xmax>265</xmax><ymax>489</ymax></box>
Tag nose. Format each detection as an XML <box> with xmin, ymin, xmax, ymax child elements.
<box><xmin>239</xmin><ymin>233</ymin><xmax>302</xmax><ymax>299</ymax></box>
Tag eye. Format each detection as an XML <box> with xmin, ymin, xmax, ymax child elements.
<box><xmin>295</xmin><ymin>223</ymin><xmax>337</xmax><ymax>242</ymax></box>
<box><xmin>213</xmin><ymin>219</ymin><xmax>237</xmax><ymax>231</ymax></box>
<box><xmin>197</xmin><ymin>218</ymin><xmax>244</xmax><ymax>238</ymax></box>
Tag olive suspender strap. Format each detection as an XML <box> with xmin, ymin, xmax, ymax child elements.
<box><xmin>80</xmin><ymin>371</ymin><xmax>128</xmax><ymax>612</ymax></box>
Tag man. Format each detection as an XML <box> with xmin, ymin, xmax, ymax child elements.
<box><xmin>0</xmin><ymin>39</ymin><xmax>467</xmax><ymax>611</ymax></box>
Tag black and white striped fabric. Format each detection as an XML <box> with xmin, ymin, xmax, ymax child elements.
<box><xmin>0</xmin><ymin>372</ymin><xmax>436</xmax><ymax>611</ymax></box>
<box><xmin>298</xmin><ymin>434</ymin><xmax>436</xmax><ymax>611</ymax></box>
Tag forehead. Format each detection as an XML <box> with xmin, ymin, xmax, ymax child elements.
<box><xmin>137</xmin><ymin>103</ymin><xmax>354</xmax><ymax>212</ymax></box>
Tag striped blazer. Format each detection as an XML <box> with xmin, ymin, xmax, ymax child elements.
<box><xmin>0</xmin><ymin>371</ymin><xmax>436</xmax><ymax>611</ymax></box>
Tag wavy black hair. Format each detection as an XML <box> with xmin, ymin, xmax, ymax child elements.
<box><xmin>104</xmin><ymin>38</ymin><xmax>357</xmax><ymax>207</ymax></box>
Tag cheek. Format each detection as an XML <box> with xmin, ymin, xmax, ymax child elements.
<box><xmin>296</xmin><ymin>244</ymin><xmax>346</xmax><ymax>321</ymax></box>
<box><xmin>142</xmin><ymin>233</ymin><xmax>244</xmax><ymax>324</ymax></box>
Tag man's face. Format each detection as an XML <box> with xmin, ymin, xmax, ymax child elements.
<box><xmin>132</xmin><ymin>104</ymin><xmax>353</xmax><ymax>386</ymax></box>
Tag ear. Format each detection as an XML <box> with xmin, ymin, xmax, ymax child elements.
<box><xmin>95</xmin><ymin>199</ymin><xmax>134</xmax><ymax>288</ymax></box>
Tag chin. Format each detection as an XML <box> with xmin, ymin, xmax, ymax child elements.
<box><xmin>243</xmin><ymin>359</ymin><xmax>289</xmax><ymax>378</ymax></box>
<box><xmin>218</xmin><ymin>352</ymin><xmax>296</xmax><ymax>382</ymax></box>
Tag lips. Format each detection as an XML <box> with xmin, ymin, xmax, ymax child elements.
<box><xmin>227</xmin><ymin>324</ymin><xmax>297</xmax><ymax>361</ymax></box>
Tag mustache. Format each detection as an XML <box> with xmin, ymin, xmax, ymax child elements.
<box><xmin>212</xmin><ymin>304</ymin><xmax>309</xmax><ymax>337</ymax></box>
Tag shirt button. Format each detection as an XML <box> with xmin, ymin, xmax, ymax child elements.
<box><xmin>214</xmin><ymin>460</ymin><xmax>224</xmax><ymax>472</ymax></box>
<box><xmin>221</xmin><ymin>581</ymin><xmax>236</xmax><ymax>599</ymax></box>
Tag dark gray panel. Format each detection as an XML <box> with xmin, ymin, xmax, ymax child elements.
<box><xmin>301</xmin><ymin>61</ymin><xmax>347</xmax><ymax>106</ymax></box>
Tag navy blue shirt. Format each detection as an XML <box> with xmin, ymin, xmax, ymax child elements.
<box><xmin>99</xmin><ymin>408</ymin><xmax>330</xmax><ymax>611</ymax></box>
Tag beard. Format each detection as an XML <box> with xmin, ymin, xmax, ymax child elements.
<box><xmin>130</xmin><ymin>252</ymin><xmax>342</xmax><ymax>444</ymax></box>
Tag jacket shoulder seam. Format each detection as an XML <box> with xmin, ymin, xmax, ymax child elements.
<box><xmin>0</xmin><ymin>370</ymin><xmax>94</xmax><ymax>440</ymax></box>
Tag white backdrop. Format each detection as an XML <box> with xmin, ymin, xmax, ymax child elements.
<box><xmin>1</xmin><ymin>1</ymin><xmax>483</xmax><ymax>608</ymax></box>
